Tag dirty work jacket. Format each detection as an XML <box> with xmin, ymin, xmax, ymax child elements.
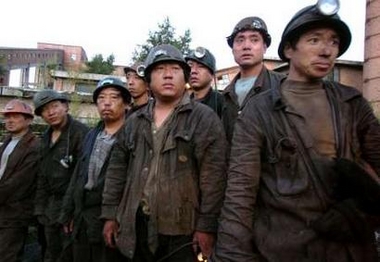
<box><xmin>0</xmin><ymin>130</ymin><xmax>40</xmax><ymax>227</ymax></box>
<box><xmin>221</xmin><ymin>66</ymin><xmax>285</xmax><ymax>145</ymax></box>
<box><xmin>101</xmin><ymin>95</ymin><xmax>227</xmax><ymax>259</ymax></box>
<box><xmin>191</xmin><ymin>88</ymin><xmax>225</xmax><ymax>118</ymax></box>
<box><xmin>34</xmin><ymin>115</ymin><xmax>89</xmax><ymax>225</ymax></box>
<box><xmin>60</xmin><ymin>122</ymin><xmax>120</xmax><ymax>243</ymax></box>
<box><xmin>212</xmin><ymin>81</ymin><xmax>380</xmax><ymax>262</ymax></box>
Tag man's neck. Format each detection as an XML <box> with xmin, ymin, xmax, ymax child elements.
<box><xmin>155</xmin><ymin>95</ymin><xmax>183</xmax><ymax>110</ymax></box>
<box><xmin>286</xmin><ymin>69</ymin><xmax>321</xmax><ymax>83</ymax></box>
<box><xmin>104</xmin><ymin>117</ymin><xmax>125</xmax><ymax>135</ymax></box>
<box><xmin>193</xmin><ymin>86</ymin><xmax>211</xmax><ymax>100</ymax></box>
<box><xmin>11</xmin><ymin>128</ymin><xmax>28</xmax><ymax>138</ymax></box>
<box><xmin>133</xmin><ymin>93</ymin><xmax>149</xmax><ymax>106</ymax></box>
<box><xmin>240</xmin><ymin>62</ymin><xmax>263</xmax><ymax>79</ymax></box>
<box><xmin>153</xmin><ymin>96</ymin><xmax>182</xmax><ymax>128</ymax></box>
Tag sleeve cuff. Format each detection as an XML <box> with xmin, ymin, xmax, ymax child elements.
<box><xmin>100</xmin><ymin>205</ymin><xmax>118</xmax><ymax>220</ymax></box>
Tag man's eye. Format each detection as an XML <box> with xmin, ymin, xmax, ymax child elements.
<box><xmin>332</xmin><ymin>39</ymin><xmax>340</xmax><ymax>46</ymax></box>
<box><xmin>308</xmin><ymin>38</ymin><xmax>319</xmax><ymax>44</ymax></box>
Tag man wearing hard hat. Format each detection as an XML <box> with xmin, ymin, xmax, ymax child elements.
<box><xmin>33</xmin><ymin>89</ymin><xmax>89</xmax><ymax>262</ymax></box>
<box><xmin>212</xmin><ymin>0</ymin><xmax>380</xmax><ymax>261</ymax></box>
<box><xmin>0</xmin><ymin>99</ymin><xmax>40</xmax><ymax>262</ymax></box>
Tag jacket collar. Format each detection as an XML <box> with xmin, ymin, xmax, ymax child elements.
<box><xmin>0</xmin><ymin>129</ymin><xmax>35</xmax><ymax>155</ymax></box>
<box><xmin>136</xmin><ymin>92</ymin><xmax>193</xmax><ymax>121</ymax></box>
<box><xmin>190</xmin><ymin>87</ymin><xmax>214</xmax><ymax>102</ymax></box>
<box><xmin>223</xmin><ymin>66</ymin><xmax>268</xmax><ymax>95</ymax></box>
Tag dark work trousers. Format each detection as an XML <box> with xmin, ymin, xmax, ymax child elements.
<box><xmin>44</xmin><ymin>224</ymin><xmax>73</xmax><ymax>262</ymax></box>
<box><xmin>131</xmin><ymin>207</ymin><xmax>197</xmax><ymax>262</ymax></box>
<box><xmin>73</xmin><ymin>224</ymin><xmax>125</xmax><ymax>262</ymax></box>
<box><xmin>0</xmin><ymin>226</ymin><xmax>27</xmax><ymax>262</ymax></box>
<box><xmin>38</xmin><ymin>223</ymin><xmax>47</xmax><ymax>259</ymax></box>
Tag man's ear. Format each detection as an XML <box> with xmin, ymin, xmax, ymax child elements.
<box><xmin>64</xmin><ymin>102</ymin><xmax>69</xmax><ymax>113</ymax></box>
<box><xmin>283</xmin><ymin>42</ymin><xmax>293</xmax><ymax>60</ymax></box>
<box><xmin>263</xmin><ymin>43</ymin><xmax>267</xmax><ymax>54</ymax></box>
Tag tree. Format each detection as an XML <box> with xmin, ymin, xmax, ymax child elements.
<box><xmin>85</xmin><ymin>54</ymin><xmax>115</xmax><ymax>75</ymax></box>
<box><xmin>131</xmin><ymin>17</ymin><xmax>192</xmax><ymax>62</ymax></box>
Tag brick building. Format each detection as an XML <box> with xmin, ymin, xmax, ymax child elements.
<box><xmin>37</xmin><ymin>42</ymin><xmax>87</xmax><ymax>71</ymax></box>
<box><xmin>363</xmin><ymin>0</ymin><xmax>380</xmax><ymax>115</ymax></box>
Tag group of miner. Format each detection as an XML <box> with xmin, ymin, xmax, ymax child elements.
<box><xmin>1</xmin><ymin>1</ymin><xmax>380</xmax><ymax>262</ymax></box>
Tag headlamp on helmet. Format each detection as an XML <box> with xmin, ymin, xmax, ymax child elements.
<box><xmin>124</xmin><ymin>62</ymin><xmax>146</xmax><ymax>79</ymax></box>
<box><xmin>194</xmin><ymin>47</ymin><xmax>207</xmax><ymax>59</ymax></box>
<box><xmin>317</xmin><ymin>0</ymin><xmax>340</xmax><ymax>16</ymax></box>
<box><xmin>136</xmin><ymin>64</ymin><xmax>146</xmax><ymax>78</ymax></box>
<box><xmin>184</xmin><ymin>46</ymin><xmax>216</xmax><ymax>74</ymax></box>
<box><xmin>277</xmin><ymin>0</ymin><xmax>350</xmax><ymax>61</ymax></box>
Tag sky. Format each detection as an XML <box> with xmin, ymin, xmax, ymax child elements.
<box><xmin>1</xmin><ymin>0</ymin><xmax>366</xmax><ymax>70</ymax></box>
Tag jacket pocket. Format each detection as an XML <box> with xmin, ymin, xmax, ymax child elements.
<box><xmin>272</xmin><ymin>137</ymin><xmax>309</xmax><ymax>196</ymax></box>
<box><xmin>163</xmin><ymin>130</ymin><xmax>195</xmax><ymax>178</ymax></box>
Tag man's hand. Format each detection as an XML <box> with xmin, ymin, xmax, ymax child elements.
<box><xmin>103</xmin><ymin>220</ymin><xmax>119</xmax><ymax>248</ymax></box>
<box><xmin>63</xmin><ymin>219</ymin><xmax>74</xmax><ymax>234</ymax></box>
<box><xmin>193</xmin><ymin>231</ymin><xmax>216</xmax><ymax>258</ymax></box>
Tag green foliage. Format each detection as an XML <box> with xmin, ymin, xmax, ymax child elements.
<box><xmin>131</xmin><ymin>17</ymin><xmax>192</xmax><ymax>63</ymax></box>
<box><xmin>85</xmin><ymin>54</ymin><xmax>115</xmax><ymax>75</ymax></box>
<box><xmin>46</xmin><ymin>63</ymin><xmax>59</xmax><ymax>71</ymax></box>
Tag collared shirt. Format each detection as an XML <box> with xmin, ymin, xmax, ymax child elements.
<box><xmin>0</xmin><ymin>136</ymin><xmax>22</xmax><ymax>179</ymax></box>
<box><xmin>85</xmin><ymin>130</ymin><xmax>116</xmax><ymax>190</ymax></box>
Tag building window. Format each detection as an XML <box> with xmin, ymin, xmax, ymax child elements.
<box><xmin>218</xmin><ymin>74</ymin><xmax>229</xmax><ymax>84</ymax></box>
<box><xmin>216</xmin><ymin>74</ymin><xmax>230</xmax><ymax>90</ymax></box>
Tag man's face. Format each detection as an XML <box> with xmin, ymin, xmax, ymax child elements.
<box><xmin>40</xmin><ymin>100</ymin><xmax>68</xmax><ymax>128</ymax></box>
<box><xmin>3</xmin><ymin>113</ymin><xmax>31</xmax><ymax>136</ymax></box>
<box><xmin>188</xmin><ymin>60</ymin><xmax>213</xmax><ymax>92</ymax></box>
<box><xmin>232</xmin><ymin>30</ymin><xmax>267</xmax><ymax>68</ymax></box>
<box><xmin>284</xmin><ymin>27</ymin><xmax>340</xmax><ymax>81</ymax></box>
<box><xmin>149</xmin><ymin>62</ymin><xmax>186</xmax><ymax>103</ymax></box>
<box><xmin>126</xmin><ymin>71</ymin><xmax>148</xmax><ymax>100</ymax></box>
<box><xmin>96</xmin><ymin>87</ymin><xmax>126</xmax><ymax>122</ymax></box>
